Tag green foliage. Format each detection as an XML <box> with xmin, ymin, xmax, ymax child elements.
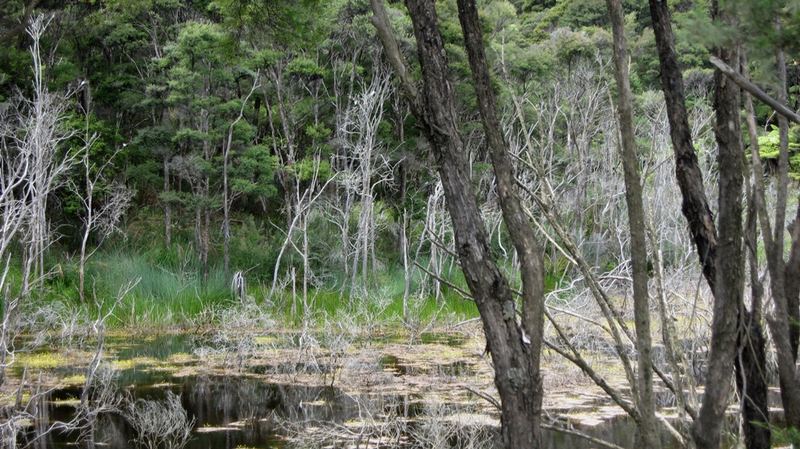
<box><xmin>285</xmin><ymin>57</ymin><xmax>325</xmax><ymax>79</ymax></box>
<box><xmin>231</xmin><ymin>145</ymin><xmax>278</xmax><ymax>198</ymax></box>
<box><xmin>758</xmin><ymin>125</ymin><xmax>800</xmax><ymax>179</ymax></box>
<box><xmin>290</xmin><ymin>158</ymin><xmax>332</xmax><ymax>182</ymax></box>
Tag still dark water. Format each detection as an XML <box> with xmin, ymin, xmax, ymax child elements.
<box><xmin>14</xmin><ymin>334</ymin><xmax>683</xmax><ymax>449</ymax></box>
<box><xmin>30</xmin><ymin>375</ymin><xmax>389</xmax><ymax>449</ymax></box>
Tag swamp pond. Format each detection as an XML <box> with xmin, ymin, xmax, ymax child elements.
<box><xmin>11</xmin><ymin>331</ymin><xmax>703</xmax><ymax>449</ymax></box>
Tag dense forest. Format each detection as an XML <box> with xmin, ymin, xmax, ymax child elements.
<box><xmin>1</xmin><ymin>0</ymin><xmax>800</xmax><ymax>448</ymax></box>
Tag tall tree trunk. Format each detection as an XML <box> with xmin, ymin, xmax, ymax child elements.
<box><xmin>273</xmin><ymin>69</ymin><xmax>297</xmax><ymax>228</ymax></box>
<box><xmin>605</xmin><ymin>0</ymin><xmax>659</xmax><ymax>446</ymax></box>
<box><xmin>200</xmin><ymin>108</ymin><xmax>211</xmax><ymax>281</ymax></box>
<box><xmin>163</xmin><ymin>156</ymin><xmax>172</xmax><ymax>246</ymax></box>
<box><xmin>371</xmin><ymin>1</ymin><xmax>545</xmax><ymax>447</ymax></box>
<box><xmin>650</xmin><ymin>3</ymin><xmax>775</xmax><ymax>448</ymax></box>
<box><xmin>740</xmin><ymin>171</ymin><xmax>771</xmax><ymax>449</ymax></box>
<box><xmin>79</xmin><ymin>194</ymin><xmax>92</xmax><ymax>303</ymax></box>
<box><xmin>739</xmin><ymin>59</ymin><xmax>772</xmax><ymax>449</ymax></box>
<box><xmin>693</xmin><ymin>4</ymin><xmax>744</xmax><ymax>447</ymax></box>
<box><xmin>194</xmin><ymin>205</ymin><xmax>202</xmax><ymax>268</ymax></box>
<box><xmin>223</xmin><ymin>138</ymin><xmax>231</xmax><ymax>276</ymax></box>
<box><xmin>456</xmin><ymin>0</ymin><xmax>546</xmax><ymax>445</ymax></box>
<box><xmin>786</xmin><ymin>204</ymin><xmax>800</xmax><ymax>360</ymax></box>
<box><xmin>203</xmin><ymin>202</ymin><xmax>210</xmax><ymax>281</ymax></box>
<box><xmin>399</xmin><ymin>159</ymin><xmax>410</xmax><ymax>321</ymax></box>
<box><xmin>648</xmin><ymin>0</ymin><xmax>717</xmax><ymax>292</ymax></box>
<box><xmin>775</xmin><ymin>25</ymin><xmax>800</xmax><ymax>363</ymax></box>
<box><xmin>760</xmin><ymin>24</ymin><xmax>800</xmax><ymax>432</ymax></box>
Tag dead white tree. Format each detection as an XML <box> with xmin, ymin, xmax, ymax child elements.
<box><xmin>413</xmin><ymin>180</ymin><xmax>450</xmax><ymax>302</ymax></box>
<box><xmin>70</xmin><ymin>144</ymin><xmax>134</xmax><ymax>303</ymax></box>
<box><xmin>270</xmin><ymin>155</ymin><xmax>336</xmax><ymax>319</ymax></box>
<box><xmin>0</xmin><ymin>14</ymin><xmax>81</xmax><ymax>384</ymax></box>
<box><xmin>336</xmin><ymin>65</ymin><xmax>394</xmax><ymax>295</ymax></box>
<box><xmin>18</xmin><ymin>16</ymin><xmax>81</xmax><ymax>294</ymax></box>
<box><xmin>123</xmin><ymin>391</ymin><xmax>194</xmax><ymax>449</ymax></box>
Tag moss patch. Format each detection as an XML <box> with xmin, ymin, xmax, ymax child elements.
<box><xmin>60</xmin><ymin>374</ymin><xmax>87</xmax><ymax>386</ymax></box>
<box><xmin>16</xmin><ymin>351</ymin><xmax>67</xmax><ymax>369</ymax></box>
<box><xmin>112</xmin><ymin>356</ymin><xmax>158</xmax><ymax>370</ymax></box>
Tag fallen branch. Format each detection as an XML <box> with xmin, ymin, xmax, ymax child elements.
<box><xmin>463</xmin><ymin>381</ymin><xmax>626</xmax><ymax>449</ymax></box>
<box><xmin>709</xmin><ymin>55</ymin><xmax>800</xmax><ymax>124</ymax></box>
<box><xmin>541</xmin><ymin>423</ymin><xmax>626</xmax><ymax>449</ymax></box>
<box><xmin>413</xmin><ymin>260</ymin><xmax>473</xmax><ymax>300</ymax></box>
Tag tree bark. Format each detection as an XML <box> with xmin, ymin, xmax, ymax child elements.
<box><xmin>605</xmin><ymin>0</ymin><xmax>659</xmax><ymax>446</ymax></box>
<box><xmin>786</xmin><ymin>205</ymin><xmax>800</xmax><ymax>360</ymax></box>
<box><xmin>371</xmin><ymin>1</ymin><xmax>544</xmax><ymax>447</ymax></box>
<box><xmin>456</xmin><ymin>1</ymin><xmax>546</xmax><ymax>446</ymax></box>
<box><xmin>79</xmin><ymin>186</ymin><xmax>92</xmax><ymax>303</ymax></box>
<box><xmin>648</xmin><ymin>0</ymin><xmax>717</xmax><ymax>293</ymax></box>
<box><xmin>760</xmin><ymin>29</ymin><xmax>800</xmax><ymax>433</ymax></box>
<box><xmin>741</xmin><ymin>63</ymin><xmax>773</xmax><ymax>449</ymax></box>
<box><xmin>163</xmin><ymin>156</ymin><xmax>172</xmax><ymax>246</ymax></box>
<box><xmin>740</xmin><ymin>191</ymin><xmax>771</xmax><ymax>449</ymax></box>
<box><xmin>648</xmin><ymin>5</ymin><xmax>769</xmax><ymax>446</ymax></box>
<box><xmin>693</xmin><ymin>4</ymin><xmax>744</xmax><ymax>447</ymax></box>
<box><xmin>223</xmin><ymin>140</ymin><xmax>231</xmax><ymax>276</ymax></box>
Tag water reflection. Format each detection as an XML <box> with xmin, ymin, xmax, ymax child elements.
<box><xmin>21</xmin><ymin>373</ymin><xmax>426</xmax><ymax>449</ymax></box>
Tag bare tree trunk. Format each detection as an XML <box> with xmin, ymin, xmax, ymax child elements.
<box><xmin>456</xmin><ymin>1</ymin><xmax>546</xmax><ymax>445</ymax></box>
<box><xmin>734</xmin><ymin>29</ymin><xmax>800</xmax><ymax>436</ymax></box>
<box><xmin>693</xmin><ymin>4</ymin><xmax>744</xmax><ymax>447</ymax></box>
<box><xmin>740</xmin><ymin>156</ymin><xmax>771</xmax><ymax>449</ymax></box>
<box><xmin>648</xmin><ymin>4</ymin><xmax>760</xmax><ymax>444</ymax></box>
<box><xmin>760</xmin><ymin>28</ymin><xmax>800</xmax><ymax>432</ymax></box>
<box><xmin>648</xmin><ymin>0</ymin><xmax>717</xmax><ymax>292</ymax></box>
<box><xmin>194</xmin><ymin>205</ymin><xmax>202</xmax><ymax>270</ymax></box>
<box><xmin>786</xmin><ymin>204</ymin><xmax>800</xmax><ymax>360</ymax></box>
<box><xmin>302</xmin><ymin>207</ymin><xmax>309</xmax><ymax>317</ymax></box>
<box><xmin>163</xmin><ymin>156</ymin><xmax>172</xmax><ymax>246</ymax></box>
<box><xmin>371</xmin><ymin>1</ymin><xmax>545</xmax><ymax>447</ymax></box>
<box><xmin>78</xmin><ymin>186</ymin><xmax>92</xmax><ymax>303</ymax></box>
<box><xmin>399</xmin><ymin>159</ymin><xmax>410</xmax><ymax>321</ymax></box>
<box><xmin>775</xmin><ymin>28</ymin><xmax>800</xmax><ymax>363</ymax></box>
<box><xmin>401</xmin><ymin>208</ymin><xmax>410</xmax><ymax>319</ymax></box>
<box><xmin>649</xmin><ymin>222</ymin><xmax>696</xmax><ymax>417</ymax></box>
<box><xmin>222</xmin><ymin>142</ymin><xmax>231</xmax><ymax>276</ymax></box>
<box><xmin>199</xmin><ymin>106</ymin><xmax>211</xmax><ymax>280</ymax></box>
<box><xmin>202</xmin><ymin>191</ymin><xmax>210</xmax><ymax>281</ymax></box>
<box><xmin>222</xmin><ymin>80</ymin><xmax>258</xmax><ymax>276</ymax></box>
<box><xmin>604</xmin><ymin>0</ymin><xmax>658</xmax><ymax>445</ymax></box>
<box><xmin>273</xmin><ymin>68</ymin><xmax>297</xmax><ymax>229</ymax></box>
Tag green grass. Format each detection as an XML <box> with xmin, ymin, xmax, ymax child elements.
<box><xmin>15</xmin><ymin>209</ymin><xmax>542</xmax><ymax>329</ymax></box>
<box><xmin>26</xmin><ymin>246</ymin><xmax>479</xmax><ymax>329</ymax></box>
<box><xmin>83</xmin><ymin>251</ymin><xmax>230</xmax><ymax>326</ymax></box>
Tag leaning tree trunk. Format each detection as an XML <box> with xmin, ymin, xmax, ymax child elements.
<box><xmin>371</xmin><ymin>1</ymin><xmax>545</xmax><ymax>447</ymax></box>
<box><xmin>605</xmin><ymin>0</ymin><xmax>659</xmax><ymax>446</ymax></box>
<box><xmin>650</xmin><ymin>3</ymin><xmax>774</xmax><ymax>448</ymax></box>
<box><xmin>648</xmin><ymin>0</ymin><xmax>717</xmax><ymax>291</ymax></box>
<box><xmin>78</xmin><ymin>193</ymin><xmax>92</xmax><ymax>303</ymax></box>
<box><xmin>693</xmin><ymin>3</ymin><xmax>744</xmax><ymax>447</ymax></box>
